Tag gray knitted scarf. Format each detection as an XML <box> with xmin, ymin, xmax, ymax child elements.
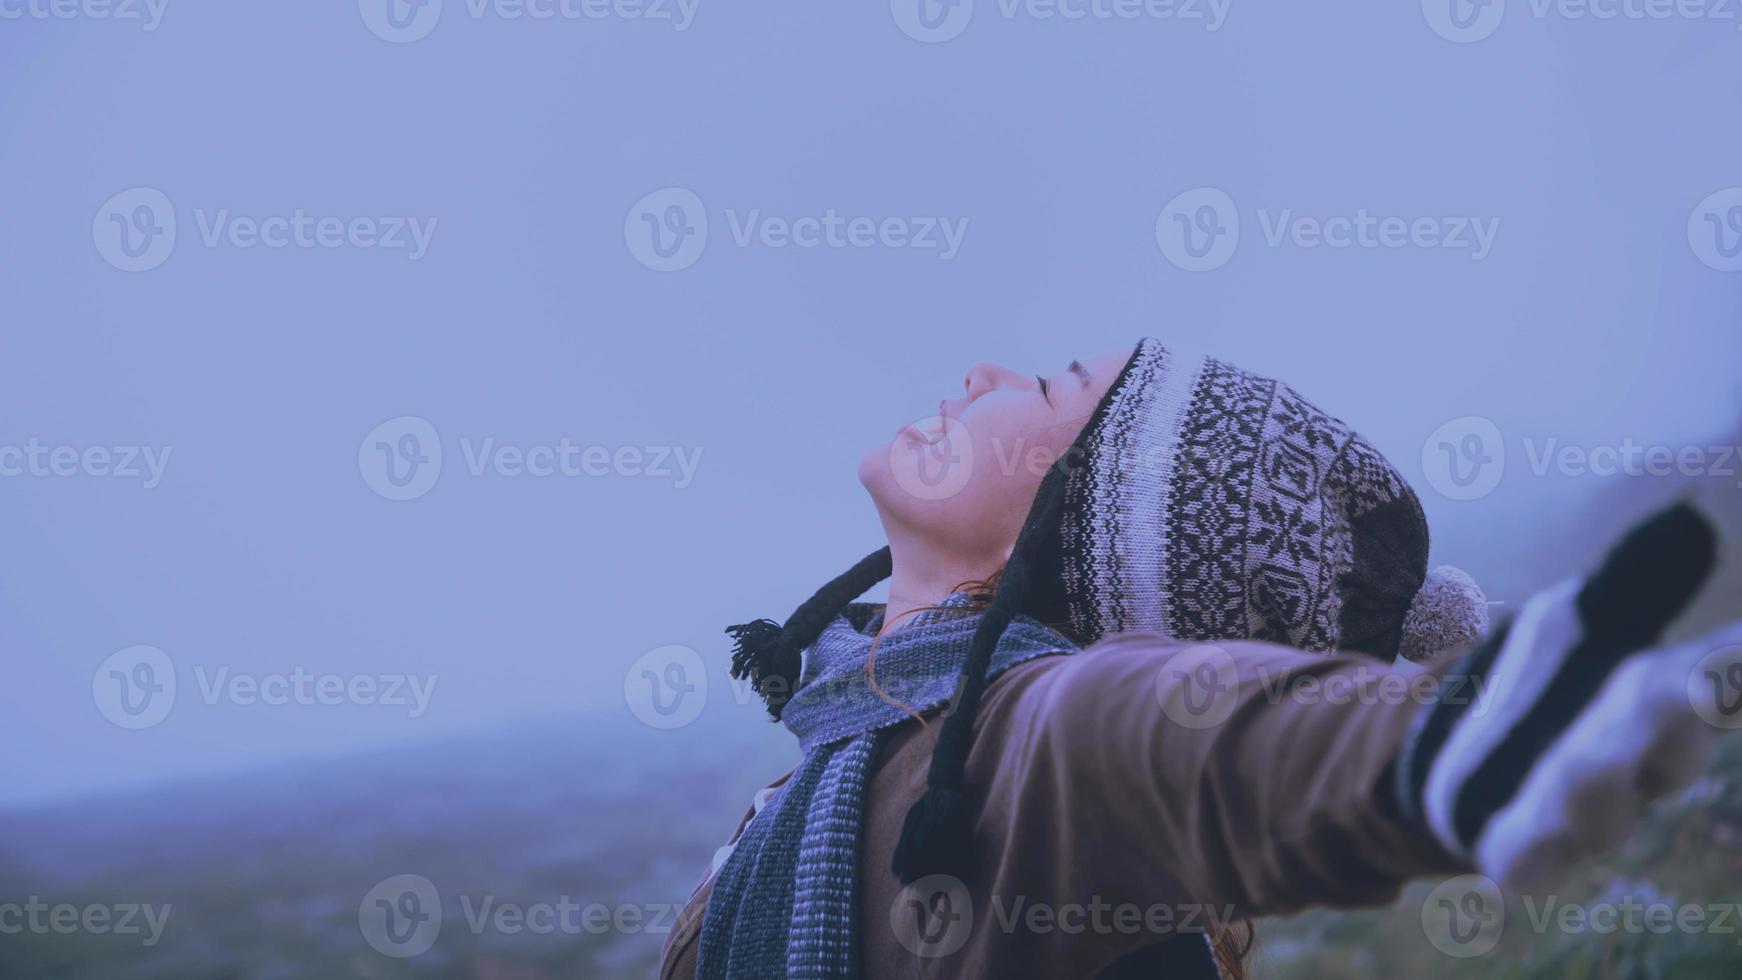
<box><xmin>694</xmin><ymin>598</ymin><xmax>1074</xmax><ymax>979</ymax></box>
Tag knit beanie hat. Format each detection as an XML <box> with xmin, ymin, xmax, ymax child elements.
<box><xmin>1024</xmin><ymin>337</ymin><xmax>1485</xmax><ymax>659</ymax></box>
<box><xmin>728</xmin><ymin>338</ymin><xmax>1489</xmax><ymax>882</ymax></box>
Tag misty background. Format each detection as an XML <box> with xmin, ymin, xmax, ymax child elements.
<box><xmin>2</xmin><ymin>2</ymin><xmax>1739</xmax><ymax>977</ymax></box>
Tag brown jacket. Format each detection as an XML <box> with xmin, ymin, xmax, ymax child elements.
<box><xmin>659</xmin><ymin>632</ymin><xmax>1467</xmax><ymax>978</ymax></box>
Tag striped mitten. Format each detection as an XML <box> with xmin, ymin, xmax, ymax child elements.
<box><xmin>1394</xmin><ymin>502</ymin><xmax>1738</xmax><ymax>889</ymax></box>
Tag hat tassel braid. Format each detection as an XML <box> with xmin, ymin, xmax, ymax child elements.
<box><xmin>728</xmin><ymin>546</ymin><xmax>894</xmax><ymax>720</ymax></box>
<box><xmin>891</xmin><ymin>456</ymin><xmax>1075</xmax><ymax>883</ymax></box>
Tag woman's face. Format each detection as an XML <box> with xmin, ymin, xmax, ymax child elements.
<box><xmin>860</xmin><ymin>344</ymin><xmax>1134</xmax><ymax>565</ymax></box>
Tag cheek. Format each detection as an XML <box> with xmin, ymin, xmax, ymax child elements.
<box><xmin>963</xmin><ymin>432</ymin><xmax>1047</xmax><ymax>508</ymax></box>
<box><xmin>960</xmin><ymin>403</ymin><xmax>1079</xmax><ymax>486</ymax></box>
<box><xmin>959</xmin><ymin>417</ymin><xmax>1085</xmax><ymax>532</ymax></box>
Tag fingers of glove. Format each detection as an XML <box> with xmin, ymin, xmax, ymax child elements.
<box><xmin>1481</xmin><ymin>642</ymin><xmax>1721</xmax><ymax>892</ymax></box>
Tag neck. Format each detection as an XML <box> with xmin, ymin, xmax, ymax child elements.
<box><xmin>881</xmin><ymin>532</ymin><xmax>1000</xmax><ymax>636</ymax></box>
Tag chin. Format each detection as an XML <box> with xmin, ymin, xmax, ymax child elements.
<box><xmin>856</xmin><ymin>440</ymin><xmax>890</xmax><ymax>494</ymax></box>
<box><xmin>858</xmin><ymin>436</ymin><xmax>931</xmax><ymax>527</ymax></box>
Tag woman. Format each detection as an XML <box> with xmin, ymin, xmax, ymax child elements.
<box><xmin>658</xmin><ymin>339</ymin><xmax>1736</xmax><ymax>979</ymax></box>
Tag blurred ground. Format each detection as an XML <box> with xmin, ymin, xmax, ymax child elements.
<box><xmin>3</xmin><ymin>709</ymin><xmax>1739</xmax><ymax>979</ymax></box>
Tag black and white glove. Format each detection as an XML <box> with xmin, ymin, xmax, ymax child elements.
<box><xmin>1394</xmin><ymin>502</ymin><xmax>1740</xmax><ymax>890</ymax></box>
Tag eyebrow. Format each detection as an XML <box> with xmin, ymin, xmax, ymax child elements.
<box><xmin>1068</xmin><ymin>360</ymin><xmax>1090</xmax><ymax>387</ymax></box>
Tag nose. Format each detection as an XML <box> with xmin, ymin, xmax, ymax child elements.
<box><xmin>963</xmin><ymin>361</ymin><xmax>1024</xmax><ymax>402</ymax></box>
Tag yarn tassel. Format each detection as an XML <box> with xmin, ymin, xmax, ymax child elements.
<box><xmin>726</xmin><ymin>618</ymin><xmax>792</xmax><ymax>719</ymax></box>
<box><xmin>727</xmin><ymin>618</ymin><xmax>782</xmax><ymax>680</ymax></box>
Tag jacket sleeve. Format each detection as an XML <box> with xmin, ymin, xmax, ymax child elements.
<box><xmin>967</xmin><ymin>631</ymin><xmax>1470</xmax><ymax>919</ymax></box>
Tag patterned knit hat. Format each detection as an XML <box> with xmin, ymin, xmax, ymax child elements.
<box><xmin>728</xmin><ymin>338</ymin><xmax>1488</xmax><ymax>883</ymax></box>
<box><xmin>1022</xmin><ymin>337</ymin><xmax>1485</xmax><ymax>661</ymax></box>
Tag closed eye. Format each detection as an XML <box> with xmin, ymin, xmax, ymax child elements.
<box><xmin>1035</xmin><ymin>375</ymin><xmax>1052</xmax><ymax>405</ymax></box>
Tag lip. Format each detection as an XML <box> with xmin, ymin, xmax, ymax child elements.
<box><xmin>897</xmin><ymin>400</ymin><xmax>952</xmax><ymax>445</ymax></box>
<box><xmin>897</xmin><ymin>420</ymin><xmax>944</xmax><ymax>446</ymax></box>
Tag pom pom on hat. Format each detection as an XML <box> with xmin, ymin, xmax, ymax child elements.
<box><xmin>1399</xmin><ymin>565</ymin><xmax>1490</xmax><ymax>664</ymax></box>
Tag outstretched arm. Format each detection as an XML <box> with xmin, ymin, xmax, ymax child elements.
<box><xmin>976</xmin><ymin>502</ymin><xmax>1736</xmax><ymax>920</ymax></box>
